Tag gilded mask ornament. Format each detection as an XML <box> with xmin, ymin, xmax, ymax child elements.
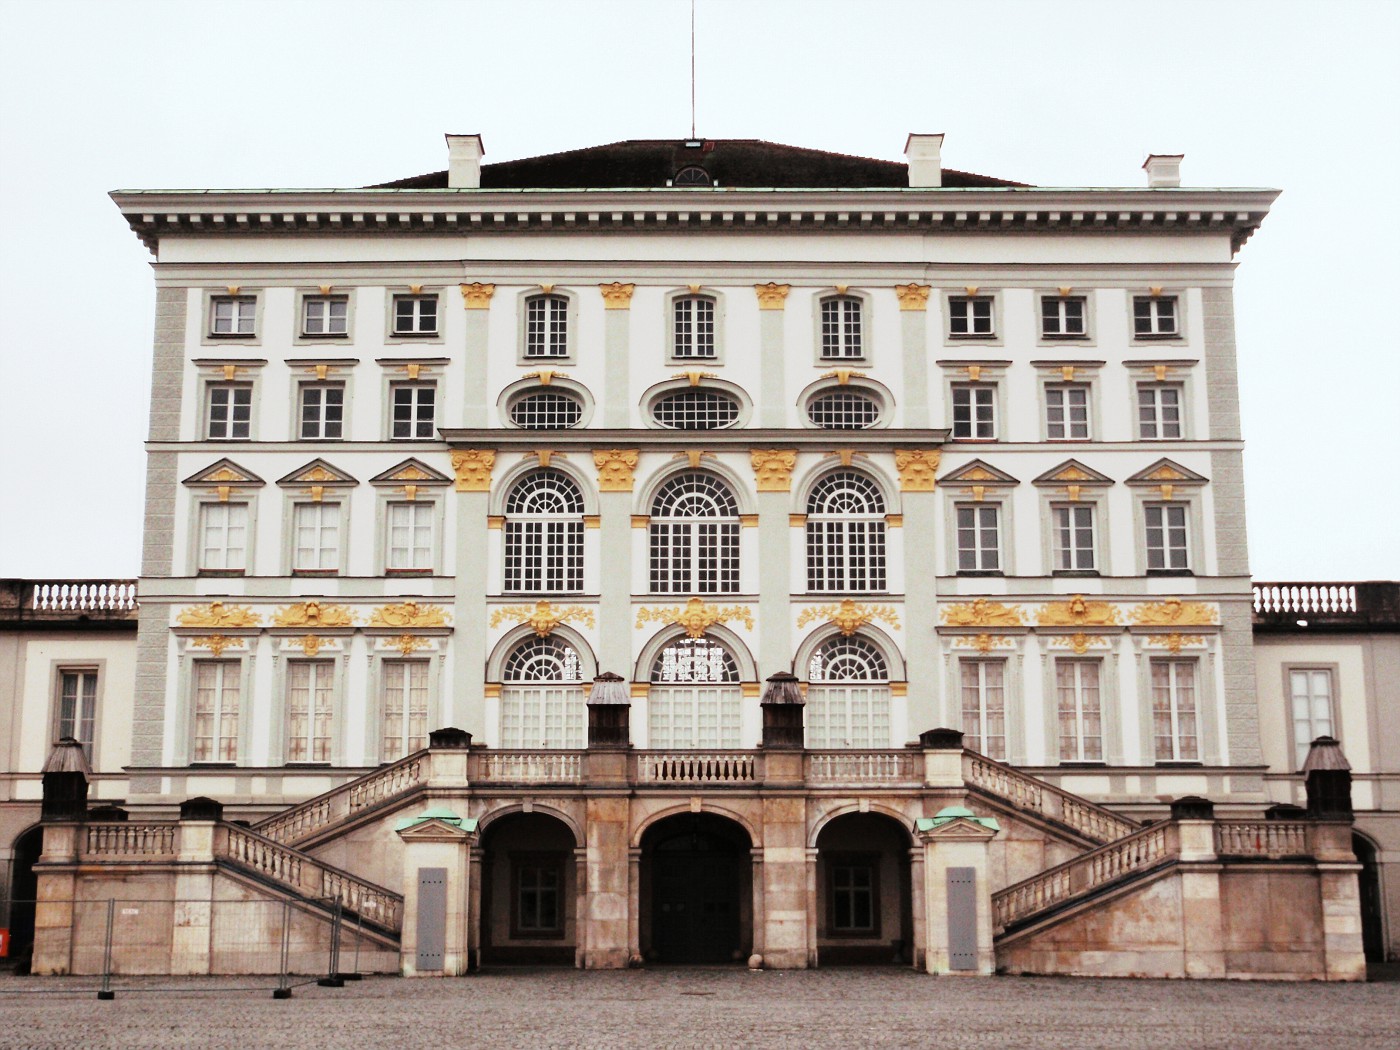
<box><xmin>1132</xmin><ymin>598</ymin><xmax>1217</xmax><ymax>626</ymax></box>
<box><xmin>273</xmin><ymin>601</ymin><xmax>354</xmax><ymax>628</ymax></box>
<box><xmin>178</xmin><ymin>602</ymin><xmax>261</xmax><ymax>628</ymax></box>
<box><xmin>370</xmin><ymin>601</ymin><xmax>450</xmax><ymax>628</ymax></box>
<box><xmin>1036</xmin><ymin>595</ymin><xmax>1120</xmax><ymax>627</ymax></box>
<box><xmin>796</xmin><ymin>600</ymin><xmax>901</xmax><ymax>635</ymax></box>
<box><xmin>489</xmin><ymin>601</ymin><xmax>596</xmax><ymax>637</ymax></box>
<box><xmin>940</xmin><ymin>599</ymin><xmax>1024</xmax><ymax>628</ymax></box>
<box><xmin>636</xmin><ymin>597</ymin><xmax>754</xmax><ymax>639</ymax></box>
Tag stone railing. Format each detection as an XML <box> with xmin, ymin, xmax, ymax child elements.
<box><xmin>219</xmin><ymin>823</ymin><xmax>403</xmax><ymax>933</ymax></box>
<box><xmin>1253</xmin><ymin>583</ymin><xmax>1357</xmax><ymax>616</ymax></box>
<box><xmin>1214</xmin><ymin>820</ymin><xmax>1310</xmax><ymax>858</ymax></box>
<box><xmin>963</xmin><ymin>751</ymin><xmax>1140</xmax><ymax>845</ymax></box>
<box><xmin>254</xmin><ymin>752</ymin><xmax>426</xmax><ymax>845</ymax></box>
<box><xmin>83</xmin><ymin>823</ymin><xmax>176</xmax><ymax>860</ymax></box>
<box><xmin>806</xmin><ymin>750</ymin><xmax>922</xmax><ymax>786</ymax></box>
<box><xmin>30</xmin><ymin>579</ymin><xmax>138</xmax><ymax>612</ymax></box>
<box><xmin>636</xmin><ymin>751</ymin><xmax>760</xmax><ymax>784</ymax></box>
<box><xmin>993</xmin><ymin>821</ymin><xmax>1176</xmax><ymax>931</ymax></box>
<box><xmin>1252</xmin><ymin>581</ymin><xmax>1399</xmax><ymax>629</ymax></box>
<box><xmin>475</xmin><ymin>751</ymin><xmax>584</xmax><ymax>784</ymax></box>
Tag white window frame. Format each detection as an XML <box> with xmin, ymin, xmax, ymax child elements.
<box><xmin>291</xmin><ymin>500</ymin><xmax>342</xmax><ymax>574</ymax></box>
<box><xmin>805</xmin><ymin>636</ymin><xmax>892</xmax><ymax>748</ymax></box>
<box><xmin>1132</xmin><ymin>294</ymin><xmax>1180</xmax><ymax>338</ymax></box>
<box><xmin>955</xmin><ymin>503</ymin><xmax>1002</xmax><ymax>574</ymax></box>
<box><xmin>947</xmin><ymin>295</ymin><xmax>996</xmax><ymax>338</ymax></box>
<box><xmin>1045</xmin><ymin>383</ymin><xmax>1091</xmax><ymax>440</ymax></box>
<box><xmin>522</xmin><ymin>293</ymin><xmax>573</xmax><ymax>361</ymax></box>
<box><xmin>285</xmin><ymin>659</ymin><xmax>336</xmax><ymax>764</ymax></box>
<box><xmin>192</xmin><ymin>660</ymin><xmax>241</xmax><ymax>763</ymax></box>
<box><xmin>198</xmin><ymin>501</ymin><xmax>250</xmax><ymax>573</ymax></box>
<box><xmin>205</xmin><ymin>382</ymin><xmax>253</xmax><ymax>440</ymax></box>
<box><xmin>503</xmin><ymin>470</ymin><xmax>586</xmax><ymax>595</ymax></box>
<box><xmin>301</xmin><ymin>295</ymin><xmax>349</xmax><ymax>337</ymax></box>
<box><xmin>209</xmin><ymin>295</ymin><xmax>257</xmax><ymax>337</ymax></box>
<box><xmin>380</xmin><ymin>659</ymin><xmax>430</xmax><ymax>760</ymax></box>
<box><xmin>389</xmin><ymin>381</ymin><xmax>437</xmax><ymax>440</ymax></box>
<box><xmin>1040</xmin><ymin>295</ymin><xmax>1088</xmax><ymax>338</ymax></box>
<box><xmin>804</xmin><ymin>471</ymin><xmax>887</xmax><ymax>593</ymax></box>
<box><xmin>1151</xmin><ymin>659</ymin><xmax>1199</xmax><ymax>762</ymax></box>
<box><xmin>1055</xmin><ymin>659</ymin><xmax>1103</xmax><ymax>762</ymax></box>
<box><xmin>500</xmin><ymin>637</ymin><xmax>588</xmax><ymax>749</ymax></box>
<box><xmin>385</xmin><ymin>500</ymin><xmax>435</xmax><ymax>573</ymax></box>
<box><xmin>298</xmin><ymin>381</ymin><xmax>346</xmax><ymax>440</ymax></box>
<box><xmin>1052</xmin><ymin>503</ymin><xmax>1097</xmax><ymax>572</ymax></box>
<box><xmin>671</xmin><ymin>293</ymin><xmax>719</xmax><ymax>361</ymax></box>
<box><xmin>951</xmin><ymin>383</ymin><xmax>997</xmax><ymax>439</ymax></box>
<box><xmin>646</xmin><ymin>636</ymin><xmax>742</xmax><ymax>749</ymax></box>
<box><xmin>1137</xmin><ymin>382</ymin><xmax>1185</xmax><ymax>440</ymax></box>
<box><xmin>55</xmin><ymin>667</ymin><xmax>99</xmax><ymax>761</ymax></box>
<box><xmin>390</xmin><ymin>294</ymin><xmax>439</xmax><ymax>336</ymax></box>
<box><xmin>818</xmin><ymin>295</ymin><xmax>865</xmax><ymax>361</ymax></box>
<box><xmin>507</xmin><ymin>389</ymin><xmax>586</xmax><ymax>430</ymax></box>
<box><xmin>1144</xmin><ymin>501</ymin><xmax>1191</xmax><ymax>573</ymax></box>
<box><xmin>1287</xmin><ymin>667</ymin><xmax>1336</xmax><ymax>769</ymax></box>
<box><xmin>647</xmin><ymin>473</ymin><xmax>741</xmax><ymax>594</ymax></box>
<box><xmin>960</xmin><ymin>659</ymin><xmax>1007</xmax><ymax>760</ymax></box>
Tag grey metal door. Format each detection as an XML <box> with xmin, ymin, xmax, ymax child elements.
<box><xmin>946</xmin><ymin>866</ymin><xmax>978</xmax><ymax>971</ymax></box>
<box><xmin>416</xmin><ymin>867</ymin><xmax>447</xmax><ymax>971</ymax></box>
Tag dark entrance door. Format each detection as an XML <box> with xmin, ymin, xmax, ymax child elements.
<box><xmin>650</xmin><ymin>818</ymin><xmax>744</xmax><ymax>963</ymax></box>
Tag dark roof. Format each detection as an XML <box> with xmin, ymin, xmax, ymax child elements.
<box><xmin>369</xmin><ymin>139</ymin><xmax>1026</xmax><ymax>190</ymax></box>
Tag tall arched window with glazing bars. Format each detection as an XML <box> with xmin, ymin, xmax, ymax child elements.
<box><xmin>504</xmin><ymin>470</ymin><xmax>585</xmax><ymax>593</ymax></box>
<box><xmin>500</xmin><ymin>636</ymin><xmax>586</xmax><ymax>748</ymax></box>
<box><xmin>805</xmin><ymin>635</ymin><xmax>891</xmax><ymax>748</ymax></box>
<box><xmin>648</xmin><ymin>472</ymin><xmax>740</xmax><ymax>593</ymax></box>
<box><xmin>805</xmin><ymin>471</ymin><xmax>887</xmax><ymax>592</ymax></box>
<box><xmin>647</xmin><ymin>634</ymin><xmax>742</xmax><ymax>748</ymax></box>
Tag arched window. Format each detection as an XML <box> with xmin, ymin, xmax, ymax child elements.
<box><xmin>806</xmin><ymin>388</ymin><xmax>882</xmax><ymax>430</ymax></box>
<box><xmin>648</xmin><ymin>472</ymin><xmax>740</xmax><ymax>593</ymax></box>
<box><xmin>524</xmin><ymin>294</ymin><xmax>570</xmax><ymax>358</ymax></box>
<box><xmin>806</xmin><ymin>471</ymin><xmax>887</xmax><ymax>592</ymax></box>
<box><xmin>673</xmin><ymin>166</ymin><xmax>712</xmax><ymax>187</ymax></box>
<box><xmin>805</xmin><ymin>635</ymin><xmax>892</xmax><ymax>748</ymax></box>
<box><xmin>509</xmin><ymin>390</ymin><xmax>584</xmax><ymax>429</ymax></box>
<box><xmin>501</xmin><ymin>636</ymin><xmax>586</xmax><ymax>747</ymax></box>
<box><xmin>504</xmin><ymin>470</ymin><xmax>585</xmax><ymax>593</ymax></box>
<box><xmin>647</xmin><ymin>635</ymin><xmax>741</xmax><ymax>748</ymax></box>
<box><xmin>651</xmin><ymin>389</ymin><xmax>740</xmax><ymax>430</ymax></box>
<box><xmin>819</xmin><ymin>296</ymin><xmax>863</xmax><ymax>359</ymax></box>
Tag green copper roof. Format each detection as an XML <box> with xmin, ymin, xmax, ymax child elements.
<box><xmin>393</xmin><ymin>807</ymin><xmax>480</xmax><ymax>833</ymax></box>
<box><xmin>917</xmin><ymin>806</ymin><xmax>1001</xmax><ymax>832</ymax></box>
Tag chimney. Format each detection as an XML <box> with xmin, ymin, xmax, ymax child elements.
<box><xmin>905</xmin><ymin>133</ymin><xmax>945</xmax><ymax>188</ymax></box>
<box><xmin>445</xmin><ymin>133</ymin><xmax>485</xmax><ymax>189</ymax></box>
<box><xmin>1143</xmin><ymin>153</ymin><xmax>1183</xmax><ymax>189</ymax></box>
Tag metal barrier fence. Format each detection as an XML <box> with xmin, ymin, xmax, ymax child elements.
<box><xmin>0</xmin><ymin>897</ymin><xmax>392</xmax><ymax>999</ymax></box>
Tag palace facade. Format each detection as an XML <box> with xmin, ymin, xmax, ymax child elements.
<box><xmin>3</xmin><ymin>136</ymin><xmax>1390</xmax><ymax>977</ymax></box>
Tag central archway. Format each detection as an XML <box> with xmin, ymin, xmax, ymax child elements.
<box><xmin>641</xmin><ymin>813</ymin><xmax>752</xmax><ymax>964</ymax></box>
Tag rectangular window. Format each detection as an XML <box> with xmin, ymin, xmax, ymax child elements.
<box><xmin>198</xmin><ymin>502</ymin><xmax>249</xmax><ymax>572</ymax></box>
<box><xmin>1041</xmin><ymin>296</ymin><xmax>1087</xmax><ymax>337</ymax></box>
<box><xmin>302</xmin><ymin>296</ymin><xmax>348</xmax><ymax>336</ymax></box>
<box><xmin>286</xmin><ymin>660</ymin><xmax>334</xmax><ymax>763</ymax></box>
<box><xmin>829</xmin><ymin>858</ymin><xmax>877</xmax><ymax>934</ymax></box>
<box><xmin>820</xmin><ymin>297</ymin><xmax>863</xmax><ymax>359</ymax></box>
<box><xmin>57</xmin><ymin>669</ymin><xmax>98</xmax><ymax>760</ymax></box>
<box><xmin>948</xmin><ymin>295</ymin><xmax>994</xmax><ymax>336</ymax></box>
<box><xmin>512</xmin><ymin>854</ymin><xmax>565</xmax><ymax>937</ymax></box>
<box><xmin>951</xmin><ymin>384</ymin><xmax>996</xmax><ymax>439</ymax></box>
<box><xmin>956</xmin><ymin>504</ymin><xmax>1001</xmax><ymax>573</ymax></box>
<box><xmin>1289</xmin><ymin>668</ymin><xmax>1335</xmax><ymax>769</ymax></box>
<box><xmin>207</xmin><ymin>383</ymin><xmax>252</xmax><ymax>440</ymax></box>
<box><xmin>1133</xmin><ymin>295</ymin><xmax>1178</xmax><ymax>337</ymax></box>
<box><xmin>192</xmin><ymin>661</ymin><xmax>240</xmax><ymax>763</ymax></box>
<box><xmin>299</xmin><ymin>383</ymin><xmax>345</xmax><ymax>439</ymax></box>
<box><xmin>1152</xmin><ymin>660</ymin><xmax>1199</xmax><ymax>761</ymax></box>
<box><xmin>392</xmin><ymin>295</ymin><xmax>437</xmax><ymax>335</ymax></box>
<box><xmin>525</xmin><ymin>295</ymin><xmax>569</xmax><ymax>358</ymax></box>
<box><xmin>1145</xmin><ymin>503</ymin><xmax>1190</xmax><ymax>572</ymax></box>
<box><xmin>210</xmin><ymin>296</ymin><xmax>256</xmax><ymax>336</ymax></box>
<box><xmin>1053</xmin><ymin>505</ymin><xmax>1096</xmax><ymax>571</ymax></box>
<box><xmin>1137</xmin><ymin>383</ymin><xmax>1183</xmax><ymax>439</ymax></box>
<box><xmin>1056</xmin><ymin>660</ymin><xmax>1103</xmax><ymax>761</ymax></box>
<box><xmin>390</xmin><ymin>383</ymin><xmax>436</xmax><ymax>439</ymax></box>
<box><xmin>292</xmin><ymin>502</ymin><xmax>340</xmax><ymax>572</ymax></box>
<box><xmin>1045</xmin><ymin>385</ymin><xmax>1090</xmax><ymax>440</ymax></box>
<box><xmin>381</xmin><ymin>659</ymin><xmax>429</xmax><ymax>759</ymax></box>
<box><xmin>386</xmin><ymin>501</ymin><xmax>434</xmax><ymax>571</ymax></box>
<box><xmin>673</xmin><ymin>296</ymin><xmax>716</xmax><ymax>359</ymax></box>
<box><xmin>960</xmin><ymin>660</ymin><xmax>1006</xmax><ymax>759</ymax></box>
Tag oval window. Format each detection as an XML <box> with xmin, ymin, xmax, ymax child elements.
<box><xmin>806</xmin><ymin>389</ymin><xmax>881</xmax><ymax>429</ymax></box>
<box><xmin>651</xmin><ymin>390</ymin><xmax>741</xmax><ymax>430</ymax></box>
<box><xmin>509</xmin><ymin>390</ymin><xmax>584</xmax><ymax>429</ymax></box>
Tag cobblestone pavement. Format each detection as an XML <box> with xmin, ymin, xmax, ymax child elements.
<box><xmin>0</xmin><ymin>968</ymin><xmax>1397</xmax><ymax>1050</ymax></box>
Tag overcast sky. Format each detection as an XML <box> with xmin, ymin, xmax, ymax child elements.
<box><xmin>1</xmin><ymin>0</ymin><xmax>1396</xmax><ymax>581</ymax></box>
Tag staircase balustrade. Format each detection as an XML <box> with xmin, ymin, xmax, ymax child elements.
<box><xmin>254</xmin><ymin>752</ymin><xmax>426</xmax><ymax>845</ymax></box>
<box><xmin>993</xmin><ymin>821</ymin><xmax>1176</xmax><ymax>931</ymax></box>
<box><xmin>964</xmin><ymin>752</ymin><xmax>1139</xmax><ymax>845</ymax></box>
<box><xmin>83</xmin><ymin>823</ymin><xmax>176</xmax><ymax>859</ymax></box>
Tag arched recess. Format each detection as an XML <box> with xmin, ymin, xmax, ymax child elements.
<box><xmin>807</xmin><ymin>801</ymin><xmax>916</xmax><ymax>849</ymax></box>
<box><xmin>1353</xmin><ymin>829</ymin><xmax>1386</xmax><ymax>962</ymax></box>
<box><xmin>633</xmin><ymin>623</ymin><xmax>758</xmax><ymax>685</ymax></box>
<box><xmin>634</xmin><ymin>460</ymin><xmax>757</xmax><ymax>518</ymax></box>
<box><xmin>477</xmin><ymin>808</ymin><xmax>582</xmax><ymax>966</ymax></box>
<box><xmin>638</xmin><ymin>810</ymin><xmax>756</xmax><ymax>964</ymax></box>
<box><xmin>477</xmin><ymin>802</ymin><xmax>584</xmax><ymax>848</ymax></box>
<box><xmin>486</xmin><ymin>623</ymin><xmax>598</xmax><ymax>683</ymax></box>
<box><xmin>794</xmin><ymin>623</ymin><xmax>907</xmax><ymax>682</ymax></box>
<box><xmin>812</xmin><ymin>810</ymin><xmax>915</xmax><ymax>966</ymax></box>
<box><xmin>791</xmin><ymin>458</ymin><xmax>901</xmax><ymax>516</ymax></box>
<box><xmin>489</xmin><ymin>457</ymin><xmax>599</xmax><ymax>517</ymax></box>
<box><xmin>6</xmin><ymin>823</ymin><xmax>43</xmax><ymax>971</ymax></box>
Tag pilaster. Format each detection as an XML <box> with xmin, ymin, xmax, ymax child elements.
<box><xmin>31</xmin><ymin>822</ymin><xmax>79</xmax><ymax>975</ymax></box>
<box><xmin>594</xmin><ymin>452</ymin><xmax>638</xmax><ymax>678</ymax></box>
<box><xmin>451</xmin><ymin>452</ymin><xmax>494</xmax><ymax>735</ymax></box>
<box><xmin>170</xmin><ymin>818</ymin><xmax>217</xmax><ymax>975</ymax></box>
<box><xmin>602</xmin><ymin>288</ymin><xmax>632</xmax><ymax>427</ymax></box>
<box><xmin>583</xmin><ymin>796</ymin><xmax>630</xmax><ymax>968</ymax></box>
<box><xmin>459</xmin><ymin>284</ymin><xmax>494</xmax><ymax>427</ymax></box>
<box><xmin>896</xmin><ymin>283</ymin><xmax>932</xmax><ymax>428</ymax></box>
<box><xmin>759</xmin><ymin>796</ymin><xmax>809</xmax><ymax>968</ymax></box>
<box><xmin>756</xmin><ymin>284</ymin><xmax>788</xmax><ymax>427</ymax></box>
<box><xmin>899</xmin><ymin>451</ymin><xmax>941</xmax><ymax>733</ymax></box>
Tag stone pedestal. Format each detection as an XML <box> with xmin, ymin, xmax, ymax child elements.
<box><xmin>1313</xmin><ymin>822</ymin><xmax>1366</xmax><ymax>981</ymax></box>
<box><xmin>917</xmin><ymin>810</ymin><xmax>999</xmax><ymax>975</ymax></box>
<box><xmin>1175</xmin><ymin>817</ymin><xmax>1226</xmax><ymax>979</ymax></box>
<box><xmin>171</xmin><ymin>818</ymin><xmax>218</xmax><ymax>975</ymax></box>
<box><xmin>31</xmin><ymin>821</ymin><xmax>79</xmax><ymax>975</ymax></box>
<box><xmin>582</xmin><ymin>797</ymin><xmax>630</xmax><ymax>968</ymax></box>
<box><xmin>759</xmin><ymin>797</ymin><xmax>809</xmax><ymax>969</ymax></box>
<box><xmin>396</xmin><ymin>817</ymin><xmax>477</xmax><ymax>976</ymax></box>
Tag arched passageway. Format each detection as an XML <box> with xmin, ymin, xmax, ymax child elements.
<box><xmin>478</xmin><ymin>812</ymin><xmax>578</xmax><ymax>965</ymax></box>
<box><xmin>1353</xmin><ymin>832</ymin><xmax>1386</xmax><ymax>963</ymax></box>
<box><xmin>814</xmin><ymin>812</ymin><xmax>913</xmax><ymax>965</ymax></box>
<box><xmin>640</xmin><ymin>813</ymin><xmax>752</xmax><ymax>964</ymax></box>
<box><xmin>5</xmin><ymin>826</ymin><xmax>43</xmax><ymax>973</ymax></box>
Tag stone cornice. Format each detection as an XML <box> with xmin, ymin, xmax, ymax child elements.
<box><xmin>111</xmin><ymin>186</ymin><xmax>1280</xmax><ymax>254</ymax></box>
